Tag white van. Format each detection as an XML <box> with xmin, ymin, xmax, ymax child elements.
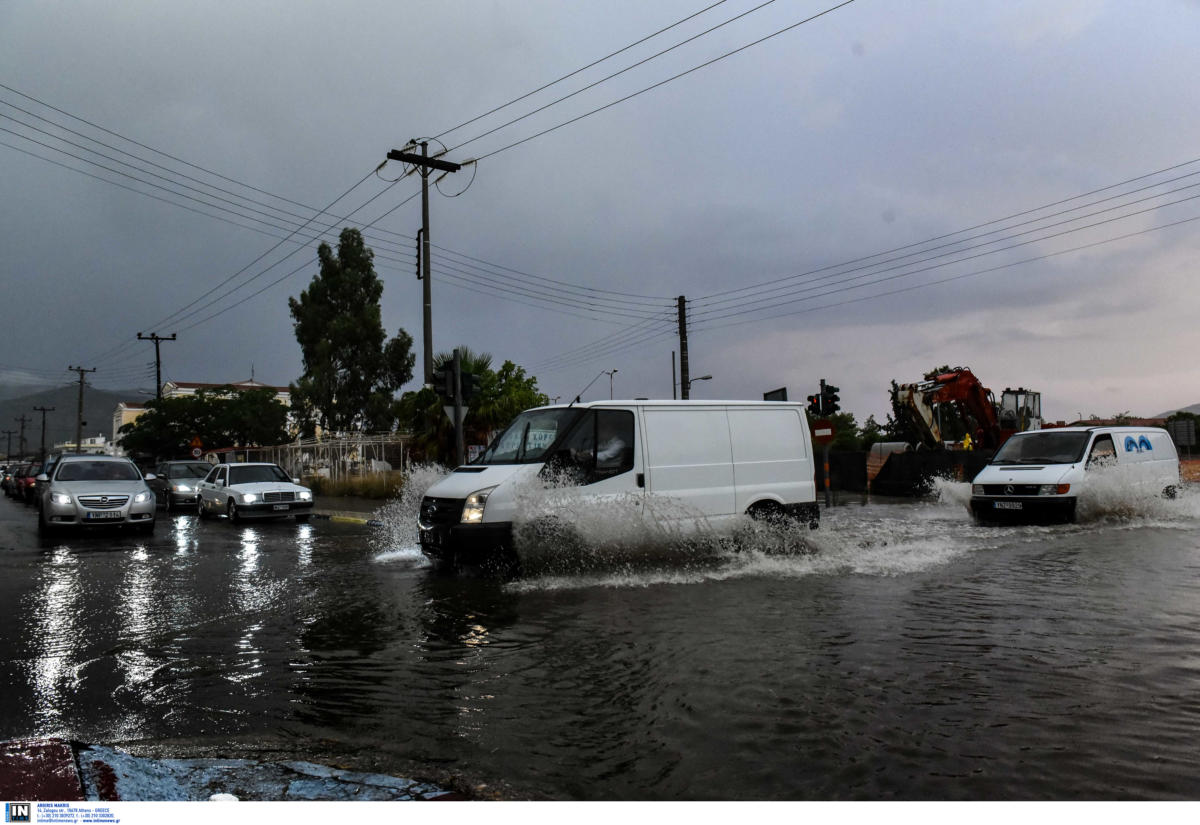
<box><xmin>417</xmin><ymin>400</ymin><xmax>819</xmax><ymax>568</ymax></box>
<box><xmin>969</xmin><ymin>426</ymin><xmax>1180</xmax><ymax>524</ymax></box>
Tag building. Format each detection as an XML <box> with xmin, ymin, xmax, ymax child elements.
<box><xmin>112</xmin><ymin>379</ymin><xmax>293</xmax><ymax>454</ymax></box>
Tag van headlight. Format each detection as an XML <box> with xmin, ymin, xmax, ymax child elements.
<box><xmin>461</xmin><ymin>486</ymin><xmax>497</xmax><ymax>524</ymax></box>
<box><xmin>1039</xmin><ymin>484</ymin><xmax>1070</xmax><ymax>495</ymax></box>
<box><xmin>972</xmin><ymin>485</ymin><xmax>984</xmax><ymax>495</ymax></box>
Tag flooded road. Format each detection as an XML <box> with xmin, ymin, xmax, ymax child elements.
<box><xmin>2</xmin><ymin>480</ymin><xmax>1200</xmax><ymax>800</ymax></box>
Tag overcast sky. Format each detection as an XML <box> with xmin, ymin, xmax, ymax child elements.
<box><xmin>3</xmin><ymin>0</ymin><xmax>1200</xmax><ymax>425</ymax></box>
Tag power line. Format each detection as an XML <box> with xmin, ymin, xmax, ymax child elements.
<box><xmin>472</xmin><ymin>0</ymin><xmax>857</xmax><ymax>162</ymax></box>
<box><xmin>447</xmin><ymin>0</ymin><xmax>785</xmax><ymax>156</ymax></box>
<box><xmin>433</xmin><ymin>0</ymin><xmax>732</xmax><ymax>140</ymax></box>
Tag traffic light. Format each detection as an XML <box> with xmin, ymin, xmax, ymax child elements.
<box><xmin>461</xmin><ymin>372</ymin><xmax>480</xmax><ymax>402</ymax></box>
<box><xmin>823</xmin><ymin>383</ymin><xmax>840</xmax><ymax>414</ymax></box>
<box><xmin>433</xmin><ymin>365</ymin><xmax>454</xmax><ymax>401</ymax></box>
<box><xmin>807</xmin><ymin>394</ymin><xmax>822</xmax><ymax>417</ymax></box>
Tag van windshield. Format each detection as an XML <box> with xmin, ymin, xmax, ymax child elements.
<box><xmin>475</xmin><ymin>409</ymin><xmax>584</xmax><ymax>465</ymax></box>
<box><xmin>991</xmin><ymin>431</ymin><xmax>1092</xmax><ymax>465</ymax></box>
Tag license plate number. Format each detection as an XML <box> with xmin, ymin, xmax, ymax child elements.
<box><xmin>994</xmin><ymin>501</ymin><xmax>1023</xmax><ymax>510</ymax></box>
<box><xmin>86</xmin><ymin>511</ymin><xmax>123</xmax><ymax>520</ymax></box>
<box><xmin>273</xmin><ymin>504</ymin><xmax>289</xmax><ymax>511</ymax></box>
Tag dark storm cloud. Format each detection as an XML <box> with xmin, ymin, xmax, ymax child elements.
<box><xmin>2</xmin><ymin>0</ymin><xmax>1199</xmax><ymax>424</ymax></box>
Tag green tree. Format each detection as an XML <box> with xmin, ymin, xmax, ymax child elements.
<box><xmin>288</xmin><ymin>228</ymin><xmax>415</xmax><ymax>435</ymax></box>
<box><xmin>397</xmin><ymin>349</ymin><xmax>548</xmax><ymax>464</ymax></box>
<box><xmin>118</xmin><ymin>386</ymin><xmax>289</xmax><ymax>460</ymax></box>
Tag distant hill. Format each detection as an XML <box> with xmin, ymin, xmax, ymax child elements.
<box><xmin>1157</xmin><ymin>404</ymin><xmax>1200</xmax><ymax>418</ymax></box>
<box><xmin>0</xmin><ymin>384</ymin><xmax>142</xmax><ymax>458</ymax></box>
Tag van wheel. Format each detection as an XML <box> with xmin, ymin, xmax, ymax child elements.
<box><xmin>747</xmin><ymin>501</ymin><xmax>787</xmax><ymax>525</ymax></box>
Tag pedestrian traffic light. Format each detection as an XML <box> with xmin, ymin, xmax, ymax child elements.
<box><xmin>823</xmin><ymin>384</ymin><xmax>840</xmax><ymax>414</ymax></box>
<box><xmin>807</xmin><ymin>394</ymin><xmax>822</xmax><ymax>417</ymax></box>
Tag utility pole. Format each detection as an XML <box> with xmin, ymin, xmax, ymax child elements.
<box><xmin>33</xmin><ymin>406</ymin><xmax>54</xmax><ymax>460</ymax></box>
<box><xmin>14</xmin><ymin>416</ymin><xmax>29</xmax><ymax>458</ymax></box>
<box><xmin>452</xmin><ymin>348</ymin><xmax>465</xmax><ymax>467</ymax></box>
<box><xmin>386</xmin><ymin>142</ymin><xmax>462</xmax><ymax>385</ymax></box>
<box><xmin>677</xmin><ymin>296</ymin><xmax>691</xmax><ymax>399</ymax></box>
<box><xmin>2</xmin><ymin>430</ymin><xmax>15</xmax><ymax>459</ymax></box>
<box><xmin>137</xmin><ymin>332</ymin><xmax>176</xmax><ymax>398</ymax></box>
<box><xmin>68</xmin><ymin>366</ymin><xmax>96</xmax><ymax>454</ymax></box>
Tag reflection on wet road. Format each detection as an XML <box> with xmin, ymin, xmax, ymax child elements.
<box><xmin>3</xmin><ymin>486</ymin><xmax>1200</xmax><ymax>800</ymax></box>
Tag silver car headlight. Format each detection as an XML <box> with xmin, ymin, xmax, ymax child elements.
<box><xmin>172</xmin><ymin>483</ymin><xmax>192</xmax><ymax>493</ymax></box>
<box><xmin>298</xmin><ymin>490</ymin><xmax>312</xmax><ymax>501</ymax></box>
<box><xmin>51</xmin><ymin>492</ymin><xmax>72</xmax><ymax>506</ymax></box>
<box><xmin>242</xmin><ymin>493</ymin><xmax>258</xmax><ymax>503</ymax></box>
<box><xmin>133</xmin><ymin>491</ymin><xmax>152</xmax><ymax>504</ymax></box>
<box><xmin>461</xmin><ymin>486</ymin><xmax>497</xmax><ymax>524</ymax></box>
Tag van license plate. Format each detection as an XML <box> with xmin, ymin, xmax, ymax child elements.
<box><xmin>994</xmin><ymin>501</ymin><xmax>1023</xmax><ymax>510</ymax></box>
<box><xmin>273</xmin><ymin>504</ymin><xmax>289</xmax><ymax>511</ymax></box>
<box><xmin>86</xmin><ymin>512</ymin><xmax>123</xmax><ymax>520</ymax></box>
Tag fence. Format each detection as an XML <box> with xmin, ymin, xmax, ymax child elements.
<box><xmin>223</xmin><ymin>433</ymin><xmax>412</xmax><ymax>482</ymax></box>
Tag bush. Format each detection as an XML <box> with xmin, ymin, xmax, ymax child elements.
<box><xmin>305</xmin><ymin>472</ymin><xmax>405</xmax><ymax>499</ymax></box>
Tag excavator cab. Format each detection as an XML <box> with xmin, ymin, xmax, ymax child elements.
<box><xmin>999</xmin><ymin>388</ymin><xmax>1042</xmax><ymax>433</ymax></box>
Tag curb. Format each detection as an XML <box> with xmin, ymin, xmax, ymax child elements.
<box><xmin>311</xmin><ymin>512</ymin><xmax>385</xmax><ymax>527</ymax></box>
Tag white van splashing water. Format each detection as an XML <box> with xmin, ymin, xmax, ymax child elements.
<box><xmin>370</xmin><ymin>464</ymin><xmax>451</xmax><ymax>564</ymax></box>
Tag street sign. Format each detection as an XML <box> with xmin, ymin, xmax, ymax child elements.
<box><xmin>1168</xmin><ymin>419</ymin><xmax>1196</xmax><ymax>447</ymax></box>
<box><xmin>812</xmin><ymin>419</ymin><xmax>835</xmax><ymax>446</ymax></box>
<box><xmin>443</xmin><ymin>406</ymin><xmax>468</xmax><ymax>424</ymax></box>
<box><xmin>191</xmin><ymin>447</ymin><xmax>203</xmax><ymax>458</ymax></box>
<box><xmin>189</xmin><ymin>436</ymin><xmax>203</xmax><ymax>458</ymax></box>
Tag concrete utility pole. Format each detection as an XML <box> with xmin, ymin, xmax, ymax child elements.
<box><xmin>677</xmin><ymin>296</ymin><xmax>691</xmax><ymax>399</ymax></box>
<box><xmin>2</xmin><ymin>430</ymin><xmax>15</xmax><ymax>459</ymax></box>
<box><xmin>14</xmin><ymin>416</ymin><xmax>29</xmax><ymax>458</ymax></box>
<box><xmin>33</xmin><ymin>406</ymin><xmax>54</xmax><ymax>460</ymax></box>
<box><xmin>68</xmin><ymin>366</ymin><xmax>96</xmax><ymax>454</ymax></box>
<box><xmin>137</xmin><ymin>332</ymin><xmax>176</xmax><ymax>398</ymax></box>
<box><xmin>386</xmin><ymin>142</ymin><xmax>462</xmax><ymax>385</ymax></box>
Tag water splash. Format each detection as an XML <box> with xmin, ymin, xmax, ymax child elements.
<box><xmin>369</xmin><ymin>464</ymin><xmax>450</xmax><ymax>565</ymax></box>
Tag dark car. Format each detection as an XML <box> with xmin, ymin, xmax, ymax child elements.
<box><xmin>149</xmin><ymin>460</ymin><xmax>213</xmax><ymax>512</ymax></box>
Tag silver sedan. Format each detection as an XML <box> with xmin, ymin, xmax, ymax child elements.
<box><xmin>38</xmin><ymin>455</ymin><xmax>157</xmax><ymax>534</ymax></box>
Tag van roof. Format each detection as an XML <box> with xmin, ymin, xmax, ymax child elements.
<box><xmin>1026</xmin><ymin>425</ymin><xmax>1169</xmax><ymax>434</ymax></box>
<box><xmin>542</xmin><ymin>399</ymin><xmax>807</xmax><ymax>410</ymax></box>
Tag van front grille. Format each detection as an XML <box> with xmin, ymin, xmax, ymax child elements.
<box><xmin>981</xmin><ymin>484</ymin><xmax>1041</xmax><ymax>496</ymax></box>
<box><xmin>420</xmin><ymin>496</ymin><xmax>463</xmax><ymax>527</ymax></box>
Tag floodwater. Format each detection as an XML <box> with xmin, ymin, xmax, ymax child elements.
<box><xmin>3</xmin><ymin>471</ymin><xmax>1200</xmax><ymax>800</ymax></box>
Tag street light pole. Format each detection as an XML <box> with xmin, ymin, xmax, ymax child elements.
<box><xmin>684</xmin><ymin>374</ymin><xmax>712</xmax><ymax>396</ymax></box>
<box><xmin>603</xmin><ymin>369</ymin><xmax>618</xmax><ymax>399</ymax></box>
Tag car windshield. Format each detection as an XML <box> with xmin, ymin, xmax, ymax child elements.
<box><xmin>992</xmin><ymin>431</ymin><xmax>1092</xmax><ymax>464</ymax></box>
<box><xmin>169</xmin><ymin>462</ymin><xmax>212</xmax><ymax>479</ymax></box>
<box><xmin>56</xmin><ymin>461</ymin><xmax>141</xmax><ymax>482</ymax></box>
<box><xmin>475</xmin><ymin>408</ymin><xmax>584</xmax><ymax>464</ymax></box>
<box><xmin>228</xmin><ymin>465</ymin><xmax>291</xmax><ymax>485</ymax></box>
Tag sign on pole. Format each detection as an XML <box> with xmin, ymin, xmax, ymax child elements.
<box><xmin>812</xmin><ymin>419</ymin><xmax>835</xmax><ymax>446</ymax></box>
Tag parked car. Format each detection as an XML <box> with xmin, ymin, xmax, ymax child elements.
<box><xmin>6</xmin><ymin>463</ymin><xmax>29</xmax><ymax>498</ymax></box>
<box><xmin>1</xmin><ymin>464</ymin><xmax>19</xmax><ymax>496</ymax></box>
<box><xmin>34</xmin><ymin>453</ymin><xmax>63</xmax><ymax>509</ymax></box>
<box><xmin>148</xmin><ymin>460</ymin><xmax>213</xmax><ymax>512</ymax></box>
<box><xmin>196</xmin><ymin>462</ymin><xmax>313</xmax><ymax>522</ymax></box>
<box><xmin>37</xmin><ymin>455</ymin><xmax>157</xmax><ymax>534</ymax></box>
<box><xmin>20</xmin><ymin>461</ymin><xmax>43</xmax><ymax>505</ymax></box>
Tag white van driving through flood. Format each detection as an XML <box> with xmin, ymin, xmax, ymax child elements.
<box><xmin>969</xmin><ymin>426</ymin><xmax>1180</xmax><ymax>524</ymax></box>
<box><xmin>417</xmin><ymin>400</ymin><xmax>820</xmax><ymax>570</ymax></box>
